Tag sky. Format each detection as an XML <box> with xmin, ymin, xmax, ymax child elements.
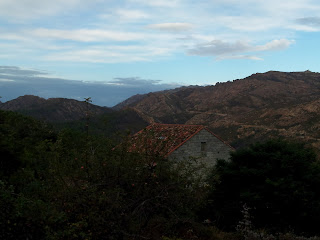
<box><xmin>1</xmin><ymin>0</ymin><xmax>320</xmax><ymax>106</ymax></box>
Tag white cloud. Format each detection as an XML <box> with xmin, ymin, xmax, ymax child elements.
<box><xmin>129</xmin><ymin>0</ymin><xmax>180</xmax><ymax>7</ymax></box>
<box><xmin>215</xmin><ymin>16</ymin><xmax>281</xmax><ymax>32</ymax></box>
<box><xmin>289</xmin><ymin>25</ymin><xmax>319</xmax><ymax>32</ymax></box>
<box><xmin>0</xmin><ymin>0</ymin><xmax>93</xmax><ymax>20</ymax></box>
<box><xmin>0</xmin><ymin>78</ymin><xmax>15</xmax><ymax>82</ymax></box>
<box><xmin>147</xmin><ymin>23</ymin><xmax>194</xmax><ymax>32</ymax></box>
<box><xmin>99</xmin><ymin>8</ymin><xmax>150</xmax><ymax>22</ymax></box>
<box><xmin>29</xmin><ymin>28</ymin><xmax>145</xmax><ymax>42</ymax></box>
<box><xmin>44</xmin><ymin>50</ymin><xmax>144</xmax><ymax>63</ymax></box>
<box><xmin>0</xmin><ymin>24</ymin><xmax>184</xmax><ymax>63</ymax></box>
<box><xmin>108</xmin><ymin>77</ymin><xmax>161</xmax><ymax>86</ymax></box>
<box><xmin>216</xmin><ymin>55</ymin><xmax>263</xmax><ymax>61</ymax></box>
<box><xmin>0</xmin><ymin>66</ymin><xmax>48</xmax><ymax>77</ymax></box>
<box><xmin>254</xmin><ymin>39</ymin><xmax>294</xmax><ymax>52</ymax></box>
<box><xmin>188</xmin><ymin>39</ymin><xmax>293</xmax><ymax>60</ymax></box>
<box><xmin>116</xmin><ymin>9</ymin><xmax>150</xmax><ymax>20</ymax></box>
<box><xmin>0</xmin><ymin>0</ymin><xmax>319</xmax><ymax>67</ymax></box>
<box><xmin>43</xmin><ymin>45</ymin><xmax>173</xmax><ymax>63</ymax></box>
<box><xmin>188</xmin><ymin>40</ymin><xmax>250</xmax><ymax>56</ymax></box>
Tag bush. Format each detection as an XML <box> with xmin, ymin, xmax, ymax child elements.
<box><xmin>204</xmin><ymin>140</ymin><xmax>320</xmax><ymax>235</ymax></box>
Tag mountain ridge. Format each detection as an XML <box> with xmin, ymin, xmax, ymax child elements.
<box><xmin>116</xmin><ymin>71</ymin><xmax>320</xmax><ymax>150</ymax></box>
<box><xmin>2</xmin><ymin>71</ymin><xmax>320</xmax><ymax>151</ymax></box>
<box><xmin>0</xmin><ymin>95</ymin><xmax>149</xmax><ymax>137</ymax></box>
<box><xmin>0</xmin><ymin>95</ymin><xmax>112</xmax><ymax>122</ymax></box>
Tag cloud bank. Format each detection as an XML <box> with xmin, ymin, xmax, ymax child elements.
<box><xmin>0</xmin><ymin>66</ymin><xmax>180</xmax><ymax>106</ymax></box>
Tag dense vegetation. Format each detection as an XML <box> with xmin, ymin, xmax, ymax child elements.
<box><xmin>0</xmin><ymin>110</ymin><xmax>207</xmax><ymax>239</ymax></box>
<box><xmin>1</xmin><ymin>109</ymin><xmax>320</xmax><ymax>239</ymax></box>
<box><xmin>203</xmin><ymin>140</ymin><xmax>320</xmax><ymax>236</ymax></box>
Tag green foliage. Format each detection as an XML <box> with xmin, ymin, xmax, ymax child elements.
<box><xmin>44</xmin><ymin>133</ymin><xmax>206</xmax><ymax>239</ymax></box>
<box><xmin>53</xmin><ymin>108</ymin><xmax>148</xmax><ymax>139</ymax></box>
<box><xmin>0</xmin><ymin>110</ymin><xmax>206</xmax><ymax>239</ymax></box>
<box><xmin>204</xmin><ymin>140</ymin><xmax>320</xmax><ymax>235</ymax></box>
<box><xmin>0</xmin><ymin>110</ymin><xmax>56</xmax><ymax>179</ymax></box>
<box><xmin>2</xmin><ymin>109</ymin><xmax>320</xmax><ymax>239</ymax></box>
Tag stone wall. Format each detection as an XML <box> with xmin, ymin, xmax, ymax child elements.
<box><xmin>168</xmin><ymin>129</ymin><xmax>233</xmax><ymax>169</ymax></box>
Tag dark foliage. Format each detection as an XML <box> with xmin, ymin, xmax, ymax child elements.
<box><xmin>2</xmin><ymin>109</ymin><xmax>320</xmax><ymax>239</ymax></box>
<box><xmin>204</xmin><ymin>140</ymin><xmax>320</xmax><ymax>235</ymax></box>
<box><xmin>0</xmin><ymin>110</ymin><xmax>206</xmax><ymax>239</ymax></box>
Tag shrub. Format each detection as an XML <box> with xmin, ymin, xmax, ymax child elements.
<box><xmin>204</xmin><ymin>140</ymin><xmax>320</xmax><ymax>235</ymax></box>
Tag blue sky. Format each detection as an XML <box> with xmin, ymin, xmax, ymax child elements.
<box><xmin>1</xmin><ymin>0</ymin><xmax>320</xmax><ymax>106</ymax></box>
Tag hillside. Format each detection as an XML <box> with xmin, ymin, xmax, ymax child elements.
<box><xmin>117</xmin><ymin>71</ymin><xmax>320</xmax><ymax>150</ymax></box>
<box><xmin>0</xmin><ymin>95</ymin><xmax>148</xmax><ymax>137</ymax></box>
<box><xmin>0</xmin><ymin>95</ymin><xmax>112</xmax><ymax>122</ymax></box>
<box><xmin>3</xmin><ymin>71</ymin><xmax>320</xmax><ymax>150</ymax></box>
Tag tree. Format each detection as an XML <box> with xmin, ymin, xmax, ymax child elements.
<box><xmin>204</xmin><ymin>140</ymin><xmax>320</xmax><ymax>234</ymax></box>
<box><xmin>0</xmin><ymin>109</ymin><xmax>208</xmax><ymax>239</ymax></box>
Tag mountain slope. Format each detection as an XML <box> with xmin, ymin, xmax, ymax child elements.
<box><xmin>0</xmin><ymin>95</ymin><xmax>149</xmax><ymax>137</ymax></box>
<box><xmin>117</xmin><ymin>71</ymin><xmax>320</xmax><ymax>150</ymax></box>
<box><xmin>3</xmin><ymin>71</ymin><xmax>320</xmax><ymax>151</ymax></box>
<box><xmin>0</xmin><ymin>95</ymin><xmax>112</xmax><ymax>122</ymax></box>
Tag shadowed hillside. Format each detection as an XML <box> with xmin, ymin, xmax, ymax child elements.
<box><xmin>0</xmin><ymin>95</ymin><xmax>112</xmax><ymax>122</ymax></box>
<box><xmin>0</xmin><ymin>95</ymin><xmax>148</xmax><ymax>137</ymax></box>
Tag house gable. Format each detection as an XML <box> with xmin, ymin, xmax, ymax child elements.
<box><xmin>168</xmin><ymin>128</ymin><xmax>233</xmax><ymax>168</ymax></box>
<box><xmin>127</xmin><ymin>124</ymin><xmax>233</xmax><ymax>168</ymax></box>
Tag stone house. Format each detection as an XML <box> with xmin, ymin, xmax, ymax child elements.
<box><xmin>127</xmin><ymin>123</ymin><xmax>234</xmax><ymax>169</ymax></box>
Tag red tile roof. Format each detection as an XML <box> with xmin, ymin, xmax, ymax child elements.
<box><xmin>127</xmin><ymin>123</ymin><xmax>207</xmax><ymax>157</ymax></box>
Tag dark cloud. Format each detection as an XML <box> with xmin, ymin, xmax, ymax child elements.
<box><xmin>296</xmin><ymin>17</ymin><xmax>320</xmax><ymax>26</ymax></box>
<box><xmin>0</xmin><ymin>66</ymin><xmax>180</xmax><ymax>107</ymax></box>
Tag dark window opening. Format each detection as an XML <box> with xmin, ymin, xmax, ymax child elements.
<box><xmin>201</xmin><ymin>142</ymin><xmax>207</xmax><ymax>151</ymax></box>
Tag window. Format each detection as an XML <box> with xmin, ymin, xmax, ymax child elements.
<box><xmin>201</xmin><ymin>142</ymin><xmax>207</xmax><ymax>151</ymax></box>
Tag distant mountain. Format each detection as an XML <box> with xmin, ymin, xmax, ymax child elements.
<box><xmin>0</xmin><ymin>95</ymin><xmax>112</xmax><ymax>122</ymax></box>
<box><xmin>112</xmin><ymin>94</ymin><xmax>147</xmax><ymax>110</ymax></box>
<box><xmin>0</xmin><ymin>95</ymin><xmax>148</xmax><ymax>137</ymax></box>
<box><xmin>116</xmin><ymin>71</ymin><xmax>320</xmax><ymax>151</ymax></box>
<box><xmin>112</xmin><ymin>85</ymin><xmax>202</xmax><ymax>110</ymax></box>
<box><xmin>3</xmin><ymin>71</ymin><xmax>320</xmax><ymax>152</ymax></box>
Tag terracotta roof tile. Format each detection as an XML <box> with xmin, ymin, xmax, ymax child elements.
<box><xmin>127</xmin><ymin>123</ymin><xmax>205</xmax><ymax>157</ymax></box>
